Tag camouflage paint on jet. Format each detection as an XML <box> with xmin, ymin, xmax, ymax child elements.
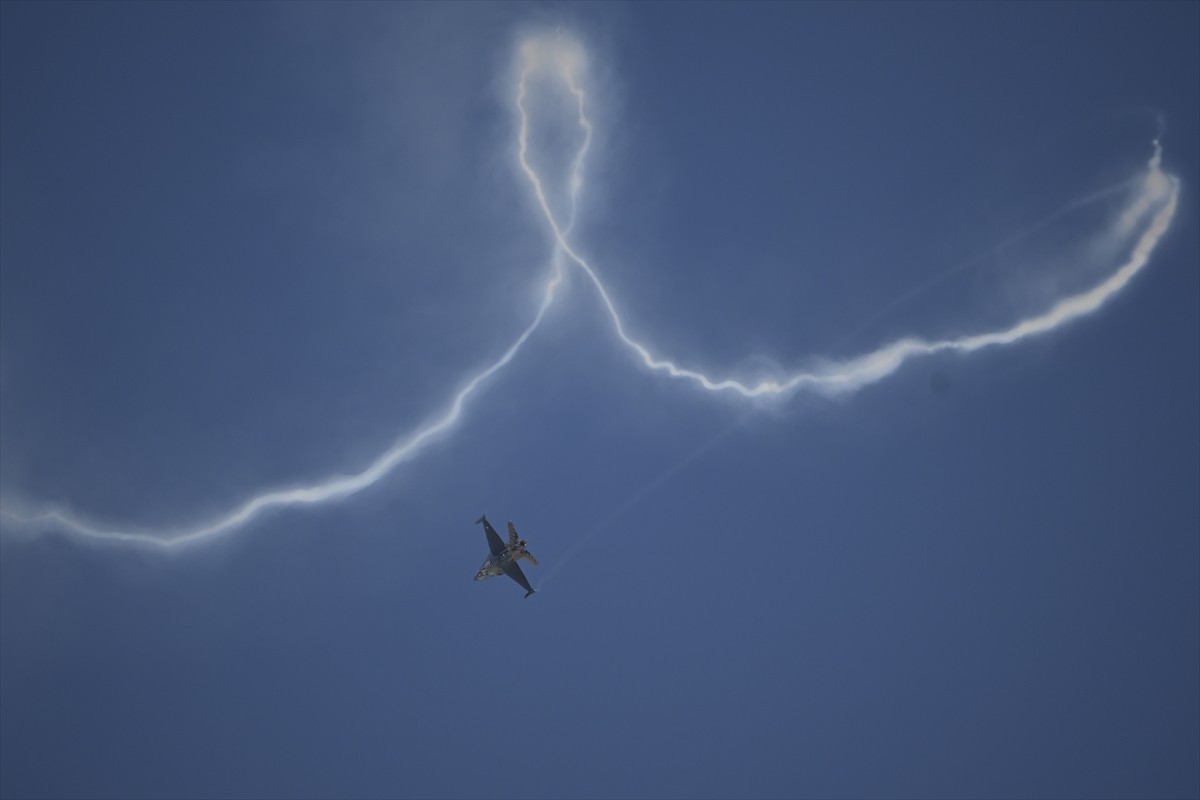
<box><xmin>474</xmin><ymin>515</ymin><xmax>539</xmax><ymax>598</ymax></box>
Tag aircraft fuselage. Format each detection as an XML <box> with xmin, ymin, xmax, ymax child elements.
<box><xmin>474</xmin><ymin>553</ymin><xmax>511</xmax><ymax>582</ymax></box>
<box><xmin>473</xmin><ymin>514</ymin><xmax>537</xmax><ymax>598</ymax></box>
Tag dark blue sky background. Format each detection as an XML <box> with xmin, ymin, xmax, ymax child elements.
<box><xmin>2</xmin><ymin>3</ymin><xmax>1197</xmax><ymax>798</ymax></box>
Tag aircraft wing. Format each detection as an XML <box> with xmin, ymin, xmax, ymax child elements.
<box><xmin>503</xmin><ymin>561</ymin><xmax>536</xmax><ymax>598</ymax></box>
<box><xmin>477</xmin><ymin>515</ymin><xmax>506</xmax><ymax>556</ymax></box>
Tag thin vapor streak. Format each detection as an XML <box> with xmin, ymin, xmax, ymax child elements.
<box><xmin>538</xmin><ymin>419</ymin><xmax>742</xmax><ymax>589</ymax></box>
<box><xmin>835</xmin><ymin>175</ymin><xmax>1142</xmax><ymax>349</ymax></box>
<box><xmin>0</xmin><ymin>34</ymin><xmax>1181</xmax><ymax>549</ymax></box>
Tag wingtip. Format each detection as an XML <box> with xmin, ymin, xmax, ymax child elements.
<box><xmin>524</xmin><ymin>589</ymin><xmax>536</xmax><ymax>599</ymax></box>
<box><xmin>476</xmin><ymin>514</ymin><xmax>486</xmax><ymax>524</ymax></box>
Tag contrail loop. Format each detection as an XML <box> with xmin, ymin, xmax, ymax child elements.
<box><xmin>0</xmin><ymin>35</ymin><xmax>1182</xmax><ymax>549</ymax></box>
<box><xmin>519</xmin><ymin>58</ymin><xmax>1179</xmax><ymax>399</ymax></box>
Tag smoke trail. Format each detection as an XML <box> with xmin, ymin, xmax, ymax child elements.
<box><xmin>833</xmin><ymin>175</ymin><xmax>1142</xmax><ymax>350</ymax></box>
<box><xmin>516</xmin><ymin>49</ymin><xmax>1180</xmax><ymax>399</ymax></box>
<box><xmin>0</xmin><ymin>264</ymin><xmax>565</xmax><ymax>549</ymax></box>
<box><xmin>0</xmin><ymin>33</ymin><xmax>1181</xmax><ymax>549</ymax></box>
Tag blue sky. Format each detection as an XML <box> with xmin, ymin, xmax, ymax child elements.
<box><xmin>1</xmin><ymin>3</ymin><xmax>1197</xmax><ymax>798</ymax></box>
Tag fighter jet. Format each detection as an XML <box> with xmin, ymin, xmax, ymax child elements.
<box><xmin>473</xmin><ymin>514</ymin><xmax>539</xmax><ymax>598</ymax></box>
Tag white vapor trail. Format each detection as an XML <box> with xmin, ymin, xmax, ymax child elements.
<box><xmin>0</xmin><ymin>33</ymin><xmax>1181</xmax><ymax>549</ymax></box>
<box><xmin>0</xmin><ymin>269</ymin><xmax>564</xmax><ymax>549</ymax></box>
<box><xmin>516</xmin><ymin>41</ymin><xmax>1180</xmax><ymax>398</ymax></box>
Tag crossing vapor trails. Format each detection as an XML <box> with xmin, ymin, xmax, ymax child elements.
<box><xmin>515</xmin><ymin>37</ymin><xmax>1180</xmax><ymax>398</ymax></box>
<box><xmin>0</xmin><ymin>32</ymin><xmax>1182</xmax><ymax>549</ymax></box>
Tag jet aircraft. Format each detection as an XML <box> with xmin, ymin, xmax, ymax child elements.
<box><xmin>474</xmin><ymin>514</ymin><xmax>539</xmax><ymax>598</ymax></box>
